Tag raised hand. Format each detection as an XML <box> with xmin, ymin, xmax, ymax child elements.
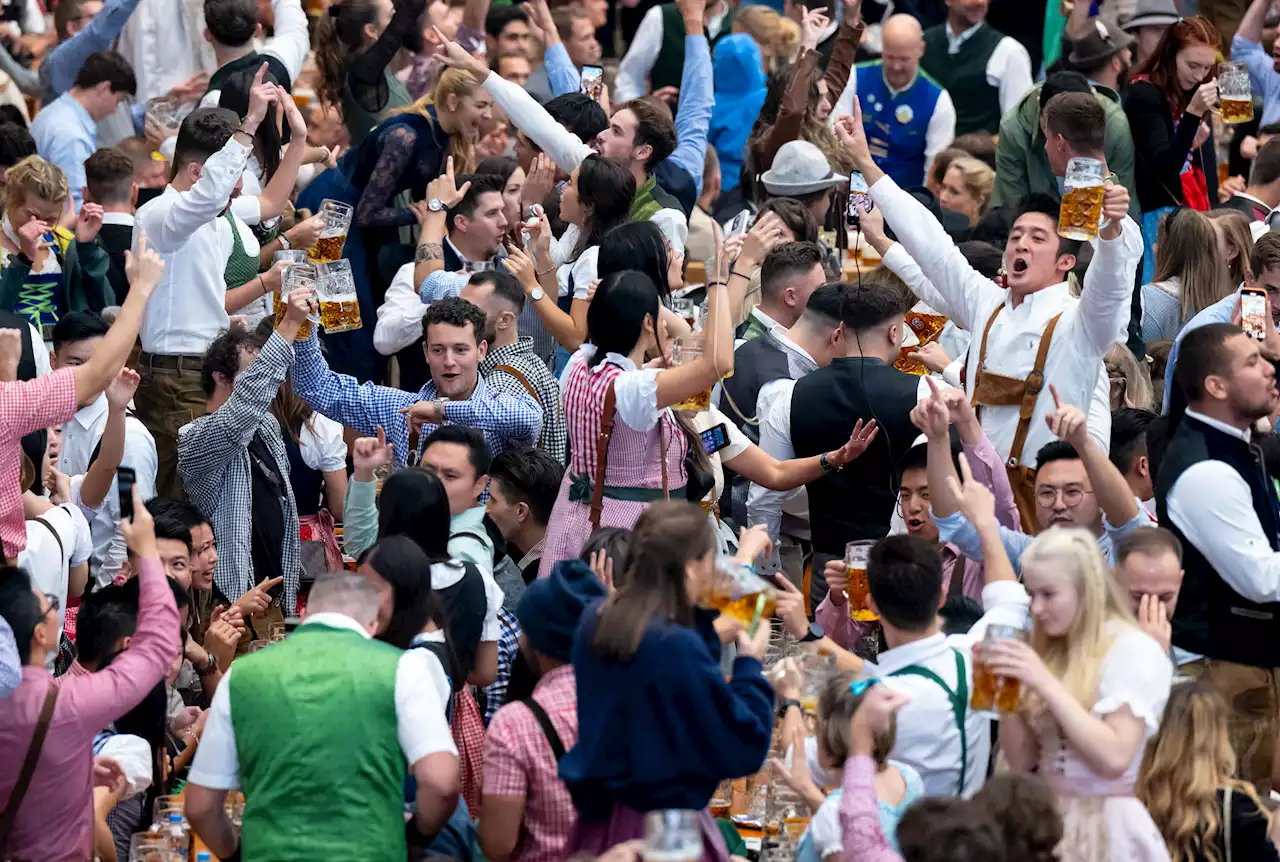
<box><xmin>946</xmin><ymin>452</ymin><xmax>996</xmax><ymax>528</ymax></box>
<box><xmin>17</xmin><ymin>218</ymin><xmax>49</xmax><ymax>261</ymax></box>
<box><xmin>204</xmin><ymin>618</ymin><xmax>241</xmax><ymax>670</ymax></box>
<box><xmin>433</xmin><ymin>26</ymin><xmax>492</xmax><ymax>79</ymax></box>
<box><xmin>834</xmin><ymin>106</ymin><xmax>874</xmax><ymax>172</ymax></box>
<box><xmin>119</xmin><ymin>486</ymin><xmax>156</xmax><ymax>557</ymax></box>
<box><xmin>234</xmin><ymin>575</ymin><xmax>284</xmax><ymax>618</ymax></box>
<box><xmin>1138</xmin><ymin>594</ymin><xmax>1172</xmax><ymax>654</ymax></box>
<box><xmin>909</xmin><ymin>377</ymin><xmax>951</xmax><ymax>440</ymax></box>
<box><xmin>426</xmin><ymin>156</ymin><xmax>472</xmax><ymax>209</ymax></box>
<box><xmin>284</xmin><ymin>214</ymin><xmax>325</xmax><ymax>250</ymax></box>
<box><xmin>822</xmin><ymin>558</ymin><xmax>848</xmax><ymax>605</ymax></box>
<box><xmin>906</xmin><ymin>340</ymin><xmax>952</xmax><ymax>375</ymax></box>
<box><xmin>1187</xmin><ymin>79</ymin><xmax>1218</xmax><ymax>118</ymax></box>
<box><xmin>800</xmin><ymin>7</ymin><xmax>830</xmax><ymax>51</ymax></box>
<box><xmin>244</xmin><ymin>63</ymin><xmax>277</xmax><ymax>131</ymax></box>
<box><xmin>282</xmin><ymin>285</ymin><xmax>317</xmax><ymax>327</ymax></box>
<box><xmin>588</xmin><ymin>548</ymin><xmax>615</xmax><ymax>593</ymax></box>
<box><xmin>167</xmin><ymin>71</ymin><xmax>210</xmax><ymax>105</ymax></box>
<box><xmin>1044</xmin><ymin>383</ymin><xmax>1089</xmax><ymax>451</ymax></box>
<box><xmin>739</xmin><ymin>211</ymin><xmax>787</xmax><ymax>269</ymax></box>
<box><xmin>105</xmin><ymin>367</ymin><xmax>140</xmax><ymax>410</ymax></box>
<box><xmin>352</xmin><ymin>425</ymin><xmax>395</xmax><ymax>473</ymax></box>
<box><xmin>501</xmin><ymin>244</ymin><xmax>539</xmax><ymax>291</ymax></box>
<box><xmin>850</xmin><ymin>683</ymin><xmax>911</xmax><ymax>739</ymax></box>
<box><xmin>736</xmin><ymin>523</ymin><xmax>774</xmax><ymax>565</ymax></box>
<box><xmin>1099</xmin><ymin>178</ymin><xmax>1130</xmax><ymax>240</ymax></box>
<box><xmin>773</xmin><ymin>574</ymin><xmax>809</xmax><ymax>640</ymax></box>
<box><xmin>521</xmin><ymin>153</ymin><xmax>556</xmax><ymax>211</ymax></box>
<box><xmin>75</xmin><ymin>202</ymin><xmax>104</xmax><ymax>243</ymax></box>
<box><xmin>826</xmin><ymin>418</ymin><xmax>878</xmax><ymax>468</ymax></box>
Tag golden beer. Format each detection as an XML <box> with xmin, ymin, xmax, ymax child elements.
<box><xmin>320</xmin><ymin>300</ymin><xmax>362</xmax><ymax>332</ymax></box>
<box><xmin>698</xmin><ymin>558</ymin><xmax>778</xmax><ymax>624</ymax></box>
<box><xmin>1057</xmin><ymin>184</ymin><xmax>1104</xmax><ymax>241</ymax></box>
<box><xmin>705</xmin><ymin>587</ymin><xmax>778</xmax><ymax>625</ymax></box>
<box><xmin>970</xmin><ymin>659</ymin><xmax>999</xmax><ymax>711</ymax></box>
<box><xmin>996</xmin><ymin>674</ymin><xmax>1023</xmax><ymax>713</ymax></box>
<box><xmin>672</xmin><ymin>387</ymin><xmax>712</xmax><ymax>411</ymax></box>
<box><xmin>846</xmin><ymin>565</ymin><xmax>878</xmax><ymax>622</ymax></box>
<box><xmin>307</xmin><ymin>233</ymin><xmax>346</xmax><ymax>263</ymax></box>
<box><xmin>1222</xmin><ymin>97</ymin><xmax>1254</xmax><ymax>124</ymax></box>
<box><xmin>970</xmin><ymin>623</ymin><xmax>1026</xmax><ymax>713</ymax></box>
<box><xmin>274</xmin><ymin>290</ymin><xmax>313</xmax><ymax>339</ymax></box>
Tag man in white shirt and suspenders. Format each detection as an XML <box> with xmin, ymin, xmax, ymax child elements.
<box><xmin>834</xmin><ymin>102</ymin><xmax>1142</xmax><ymax>531</ymax></box>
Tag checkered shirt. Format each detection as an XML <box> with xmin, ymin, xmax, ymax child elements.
<box><xmin>0</xmin><ymin>368</ymin><xmax>78</xmax><ymax>557</ymax></box>
<box><xmin>452</xmin><ymin>683</ymin><xmax>487</xmax><ymax>816</ymax></box>
<box><xmin>484</xmin><ymin>608</ymin><xmax>523</xmax><ymax>724</ymax></box>
<box><xmin>291</xmin><ymin>329</ymin><xmax>542</xmax><ymax>467</ymax></box>
<box><xmin>483</xmin><ymin>664</ymin><xmax>578</xmax><ymax>862</ymax></box>
<box><xmin>481</xmin><ymin>338</ymin><xmax>567</xmax><ymax>464</ymax></box>
<box><xmin>177</xmin><ymin>333</ymin><xmax>301</xmax><ymax>614</ymax></box>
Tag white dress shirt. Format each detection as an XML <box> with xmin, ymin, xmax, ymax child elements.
<box><xmin>188</xmin><ymin>612</ymin><xmax>457</xmax><ymax>790</ymax></box>
<box><xmin>21</xmin><ymin>503</ymin><xmax>93</xmax><ymax>671</ymax></box>
<box><xmin>878</xmin><ymin>580</ymin><xmax>1031</xmax><ymax>796</ymax></box>
<box><xmin>1165</xmin><ymin>409</ymin><xmax>1280</xmax><ymax>604</ymax></box>
<box><xmin>830</xmin><ymin>70</ymin><xmax>957</xmax><ymax>183</ymax></box>
<box><xmin>872</xmin><ymin>175</ymin><xmax>1138</xmax><ymax>462</ymax></box>
<box><xmin>375</xmin><ymin>262</ymin><xmax>426</xmax><ymax>356</ymax></box>
<box><xmin>613</xmin><ymin>2</ymin><xmax>731</xmax><ymax>103</ymax></box>
<box><xmin>942</xmin><ymin>21</ymin><xmax>1033</xmax><ymax>118</ymax></box>
<box><xmin>58</xmin><ymin>394</ymin><xmax>158</xmax><ymax>586</ymax></box>
<box><xmin>134</xmin><ymin>137</ymin><xmax>256</xmax><ymax>355</ymax></box>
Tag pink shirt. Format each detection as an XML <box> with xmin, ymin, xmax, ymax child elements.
<box><xmin>0</xmin><ymin>557</ymin><xmax>179</xmax><ymax>861</ymax></box>
<box><xmin>815</xmin><ymin>431</ymin><xmax>1020</xmax><ymax>651</ymax></box>
<box><xmin>0</xmin><ymin>367</ymin><xmax>78</xmax><ymax>557</ymax></box>
<box><xmin>839</xmin><ymin>754</ymin><xmax>903</xmax><ymax>862</ymax></box>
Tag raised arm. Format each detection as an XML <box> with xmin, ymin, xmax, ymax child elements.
<box><xmin>724</xmin><ymin>420</ymin><xmax>879</xmax><ymax>490</ymax></box>
<box><xmin>39</xmin><ymin>0</ymin><xmax>143</xmax><ymax>96</ymax></box>
<box><xmin>614</xmin><ymin>5</ymin><xmax>664</xmax><ymax>103</ymax></box>
<box><xmin>1076</xmin><ymin>182</ymin><xmax>1142</xmax><ymax>354</ymax></box>
<box><xmin>655</xmin><ymin>275</ymin><xmax>733</xmax><ymax>409</ymax></box>
<box><xmin>821</xmin><ymin>0</ymin><xmax>866</xmax><ymax>105</ymax></box>
<box><xmin>78</xmin><ymin>369</ymin><xmax>138</xmax><ymax>510</ymax></box>
<box><xmin>1233</xmin><ymin>0</ymin><xmax>1280</xmax><ymax>96</ymax></box>
<box><xmin>440</xmin><ymin>387</ymin><xmax>543</xmax><ymax>447</ymax></box>
<box><xmin>667</xmin><ymin>0</ymin><xmax>715</xmax><ymax>191</ymax></box>
<box><xmin>756</xmin><ymin>49</ymin><xmax>821</xmax><ymax>172</ymax></box>
<box><xmin>1045</xmin><ymin>384</ymin><xmax>1140</xmax><ymax>528</ymax></box>
<box><xmin>349</xmin><ymin>0</ymin><xmax>428</xmax><ymax>88</ymax></box>
<box><xmin>263</xmin><ymin>0</ymin><xmax>311</xmax><ymax>84</ymax></box>
<box><xmin>254</xmin><ymin>88</ymin><xmax>311</xmax><ymax>221</ymax></box>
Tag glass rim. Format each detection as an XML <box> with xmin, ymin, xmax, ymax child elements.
<box><xmin>319</xmin><ymin>199</ymin><xmax>354</xmax><ymax>213</ymax></box>
<box><xmin>1065</xmin><ymin>156</ymin><xmax>1104</xmax><ymax>171</ymax></box>
<box><xmin>984</xmin><ymin>622</ymin><xmax>1027</xmax><ymax>640</ymax></box>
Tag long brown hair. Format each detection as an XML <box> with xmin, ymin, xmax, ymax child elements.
<box><xmin>313</xmin><ymin>0</ymin><xmax>382</xmax><ymax>108</ymax></box>
<box><xmin>1205</xmin><ymin>209</ymin><xmax>1255</xmax><ymax>287</ymax></box>
<box><xmin>1152</xmin><ymin>208</ymin><xmax>1231</xmax><ymax>321</ymax></box>
<box><xmin>1130</xmin><ymin>16</ymin><xmax>1221</xmax><ymax>111</ymax></box>
<box><xmin>590</xmin><ymin>501</ymin><xmax>715</xmax><ymax>661</ymax></box>
<box><xmin>1137</xmin><ymin>682</ymin><xmax>1271</xmax><ymax>862</ymax></box>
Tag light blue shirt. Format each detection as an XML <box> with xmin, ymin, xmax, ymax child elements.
<box><xmin>38</xmin><ymin>0</ymin><xmax>142</xmax><ymax>104</ymax></box>
<box><xmin>30</xmin><ymin>92</ymin><xmax>97</xmax><ymax>210</ymax></box>
<box><xmin>544</xmin><ymin>43</ymin><xmax>584</xmax><ymax>100</ymax></box>
<box><xmin>1162</xmin><ymin>288</ymin><xmax>1244</xmax><ymax>412</ymax></box>
<box><xmin>1231</xmin><ymin>35</ymin><xmax>1280</xmax><ymax>128</ymax></box>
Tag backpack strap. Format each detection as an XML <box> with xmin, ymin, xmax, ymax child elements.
<box><xmin>494</xmin><ymin>364</ymin><xmax>544</xmax><ymax>448</ymax></box>
<box><xmin>521</xmin><ymin>697</ymin><xmax>566</xmax><ymax>762</ymax></box>
<box><xmin>889</xmin><ymin>649</ymin><xmax>969</xmax><ymax>795</ymax></box>
<box><xmin>0</xmin><ymin>683</ymin><xmax>59</xmax><ymax>856</ymax></box>
<box><xmin>591</xmin><ymin>380</ymin><xmax>618</xmax><ymax>532</ymax></box>
<box><xmin>33</xmin><ymin>516</ymin><xmax>63</xmax><ymax>570</ymax></box>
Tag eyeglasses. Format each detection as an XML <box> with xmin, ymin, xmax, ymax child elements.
<box><xmin>43</xmin><ymin>593</ymin><xmax>60</xmax><ymax>618</ymax></box>
<box><xmin>1035</xmin><ymin>486</ymin><xmax>1094</xmax><ymax>507</ymax></box>
<box><xmin>850</xmin><ymin>677</ymin><xmax>879</xmax><ymax>696</ymax></box>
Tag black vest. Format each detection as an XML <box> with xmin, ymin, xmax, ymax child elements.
<box><xmin>435</xmin><ymin>560</ymin><xmax>488</xmax><ymax>678</ymax></box>
<box><xmin>721</xmin><ymin>336</ymin><xmax>789</xmax><ymax>441</ymax></box>
<box><xmin>282</xmin><ymin>426</ymin><xmax>324</xmax><ymax>518</ymax></box>
<box><xmin>789</xmin><ymin>357</ymin><xmax>921</xmax><ymax>556</ymax></box>
<box><xmin>1155</xmin><ymin>416</ymin><xmax>1280</xmax><ymax>667</ymax></box>
<box><xmin>920</xmin><ymin>23</ymin><xmax>1005</xmax><ymax>136</ymax></box>
<box><xmin>207</xmin><ymin>52</ymin><xmax>294</xmax><ymax>97</ymax></box>
<box><xmin>7</xmin><ymin>311</ymin><xmax>41</xmax><ymax>492</ymax></box>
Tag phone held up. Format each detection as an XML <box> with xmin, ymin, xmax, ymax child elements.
<box><xmin>117</xmin><ymin>467</ymin><xmax>137</xmax><ymax>521</ymax></box>
<box><xmin>580</xmin><ymin>65</ymin><xmax>604</xmax><ymax>101</ymax></box>
<box><xmin>1242</xmin><ymin>287</ymin><xmax>1269</xmax><ymax>341</ymax></box>
<box><xmin>847</xmin><ymin>171</ymin><xmax>873</xmax><ymax>227</ymax></box>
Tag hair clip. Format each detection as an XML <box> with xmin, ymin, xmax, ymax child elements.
<box><xmin>850</xmin><ymin>677</ymin><xmax>879</xmax><ymax>697</ymax></box>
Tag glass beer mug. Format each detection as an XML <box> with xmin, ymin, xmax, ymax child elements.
<box><xmin>1057</xmin><ymin>157</ymin><xmax>1106</xmax><ymax>242</ymax></box>
<box><xmin>307</xmin><ymin>199</ymin><xmax>353</xmax><ymax>263</ymax></box>
<box><xmin>1219</xmin><ymin>61</ymin><xmax>1254</xmax><ymax>124</ymax></box>
<box><xmin>970</xmin><ymin>623</ymin><xmax>1028</xmax><ymax>716</ymax></box>
<box><xmin>844</xmin><ymin>540</ymin><xmax>878</xmax><ymax>622</ymax></box>
<box><xmin>276</xmin><ymin>264</ymin><xmax>318</xmax><ymax>339</ymax></box>
<box><xmin>643</xmin><ymin>810</ymin><xmax>702</xmax><ymax>862</ymax></box>
<box><xmin>696</xmin><ymin>557</ymin><xmax>778</xmax><ymax>625</ymax></box>
<box><xmin>316</xmin><ymin>259</ymin><xmax>363</xmax><ymax>333</ymax></box>
<box><xmin>670</xmin><ymin>335</ymin><xmax>712</xmax><ymax>411</ymax></box>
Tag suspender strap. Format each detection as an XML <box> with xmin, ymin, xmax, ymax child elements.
<box><xmin>1007</xmin><ymin>313</ymin><xmax>1062</xmax><ymax>468</ymax></box>
<box><xmin>889</xmin><ymin>649</ymin><xmax>969</xmax><ymax>795</ymax></box>
<box><xmin>521</xmin><ymin>697</ymin><xmax>566</xmax><ymax>761</ymax></box>
<box><xmin>0</xmin><ymin>684</ymin><xmax>59</xmax><ymax>856</ymax></box>
<box><xmin>968</xmin><ymin>306</ymin><xmax>1004</xmax><ymax>402</ymax></box>
<box><xmin>494</xmin><ymin>364</ymin><xmax>544</xmax><ymax>447</ymax></box>
<box><xmin>591</xmin><ymin>381</ymin><xmax>618</xmax><ymax>532</ymax></box>
<box><xmin>948</xmin><ymin>553</ymin><xmax>967</xmax><ymax>601</ymax></box>
<box><xmin>34</xmin><ymin>516</ymin><xmax>63</xmax><ymax>569</ymax></box>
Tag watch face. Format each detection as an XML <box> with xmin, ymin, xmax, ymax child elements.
<box><xmin>429</xmin><ymin>198</ymin><xmax>445</xmax><ymax>212</ymax></box>
<box><xmin>530</xmin><ymin>287</ymin><xmax>544</xmax><ymax>301</ymax></box>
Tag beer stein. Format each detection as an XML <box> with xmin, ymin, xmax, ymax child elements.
<box><xmin>844</xmin><ymin>540</ymin><xmax>878</xmax><ymax>622</ymax></box>
<box><xmin>644</xmin><ymin>810</ymin><xmax>702</xmax><ymax>862</ymax></box>
<box><xmin>1219</xmin><ymin>61</ymin><xmax>1254</xmax><ymax>124</ymax></box>
<box><xmin>276</xmin><ymin>264</ymin><xmax>318</xmax><ymax>339</ymax></box>
<box><xmin>697</xmin><ymin>557</ymin><xmax>778</xmax><ymax>625</ymax></box>
<box><xmin>1057</xmin><ymin>157</ymin><xmax>1106</xmax><ymax>241</ymax></box>
<box><xmin>970</xmin><ymin>622</ymin><xmax>1029</xmax><ymax>716</ymax></box>
<box><xmin>316</xmin><ymin>259</ymin><xmax>363</xmax><ymax>333</ymax></box>
<box><xmin>307</xmin><ymin>199</ymin><xmax>353</xmax><ymax>263</ymax></box>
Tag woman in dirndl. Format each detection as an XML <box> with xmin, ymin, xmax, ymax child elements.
<box><xmin>537</xmin><ymin>261</ymin><xmax>734</xmax><ymax>578</ymax></box>
<box><xmin>977</xmin><ymin>528</ymin><xmax>1174</xmax><ymax>862</ymax></box>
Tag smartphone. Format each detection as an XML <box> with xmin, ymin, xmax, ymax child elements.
<box><xmin>701</xmin><ymin>423</ymin><xmax>731</xmax><ymax>455</ymax></box>
<box><xmin>1242</xmin><ymin>287</ymin><xmax>1269</xmax><ymax>341</ymax></box>
<box><xmin>847</xmin><ymin>171</ymin><xmax>873</xmax><ymax>224</ymax></box>
<box><xmin>117</xmin><ymin>467</ymin><xmax>136</xmax><ymax>520</ymax></box>
<box><xmin>580</xmin><ymin>65</ymin><xmax>604</xmax><ymax>100</ymax></box>
<box><xmin>727</xmin><ymin>210</ymin><xmax>751</xmax><ymax>238</ymax></box>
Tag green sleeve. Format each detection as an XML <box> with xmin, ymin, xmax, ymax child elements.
<box><xmin>343</xmin><ymin>478</ymin><xmax>379</xmax><ymax>558</ymax></box>
<box><xmin>69</xmin><ymin>240</ymin><xmax>115</xmax><ymax>311</ymax></box>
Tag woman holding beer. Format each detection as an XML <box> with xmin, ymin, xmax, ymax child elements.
<box><xmin>561</xmin><ymin>501</ymin><xmax>776</xmax><ymax>860</ymax></box>
<box><xmin>977</xmin><ymin>528</ymin><xmax>1174</xmax><ymax>861</ymax></box>
<box><xmin>1123</xmin><ymin>16</ymin><xmax>1222</xmax><ymax>280</ymax></box>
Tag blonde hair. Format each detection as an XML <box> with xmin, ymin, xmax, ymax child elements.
<box><xmin>945</xmin><ymin>156</ymin><xmax>995</xmax><ymax>222</ymax></box>
<box><xmin>4</xmin><ymin>156</ymin><xmax>69</xmax><ymax>211</ymax></box>
<box><xmin>1020</xmin><ymin>529</ymin><xmax>1137</xmax><ymax>713</ymax></box>
<box><xmin>1137</xmin><ymin>682</ymin><xmax>1271</xmax><ymax>862</ymax></box>
<box><xmin>1152</xmin><ymin>208</ymin><xmax>1232</xmax><ymax>321</ymax></box>
<box><xmin>1204</xmin><ymin>209</ymin><xmax>1255</xmax><ymax>288</ymax></box>
<box><xmin>1106</xmin><ymin>343</ymin><xmax>1155</xmax><ymax>411</ymax></box>
<box><xmin>733</xmin><ymin>6</ymin><xmax>799</xmax><ymax>70</ymax></box>
<box><xmin>389</xmin><ymin>69</ymin><xmax>481</xmax><ymax>174</ymax></box>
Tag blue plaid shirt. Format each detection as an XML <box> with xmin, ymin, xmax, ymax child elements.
<box><xmin>290</xmin><ymin>330</ymin><xmax>543</xmax><ymax>466</ymax></box>
<box><xmin>483</xmin><ymin>608</ymin><xmax>522</xmax><ymax>724</ymax></box>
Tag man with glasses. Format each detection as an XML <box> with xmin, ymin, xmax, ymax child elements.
<box><xmin>929</xmin><ymin>385</ymin><xmax>1147</xmax><ymax>574</ymax></box>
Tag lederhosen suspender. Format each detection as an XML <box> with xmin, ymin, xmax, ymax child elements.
<box><xmin>589</xmin><ymin>380</ymin><xmax>670</xmax><ymax>530</ymax></box>
<box><xmin>889</xmin><ymin>649</ymin><xmax>969</xmax><ymax>795</ymax></box>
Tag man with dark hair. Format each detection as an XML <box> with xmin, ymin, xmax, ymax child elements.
<box><xmin>52</xmin><ymin>310</ymin><xmax>158</xmax><ymax>586</ymax></box>
<box><xmin>30</xmin><ymin>50</ymin><xmax>136</xmax><ymax>210</ymax></box>
<box><xmin>177</xmin><ymin>287</ymin><xmax>316</xmax><ymax>620</ymax></box>
<box><xmin>294</xmin><ymin>292</ymin><xmax>541</xmax><ymax>471</ymax></box>
<box><xmin>0</xmin><ymin>122</ymin><xmax>36</xmax><ymax>201</ymax></box>
<box><xmin>82</xmin><ymin>147</ymin><xmax>136</xmax><ymax>300</ymax></box>
<box><xmin>1219</xmin><ymin>137</ymin><xmax>1280</xmax><ymax>222</ymax></box>
<box><xmin>991</xmin><ymin>71</ymin><xmax>1139</xmax><ymax>223</ymax></box>
<box><xmin>1113</xmin><ymin>525</ymin><xmax>1184</xmax><ymax>654</ymax></box>
<box><xmin>422</xmin><ymin>424</ymin><xmax>498</xmax><ymax>571</ymax></box>
<box><xmin>512</xmin><ymin>93</ymin><xmax>607</xmax><ymax>174</ymax></box>
<box><xmin>486</xmin><ymin>6</ymin><xmax>534</xmax><ymax>58</ymax></box>
<box><xmin>201</xmin><ymin>0</ymin><xmax>309</xmax><ymax>106</ymax></box>
<box><xmin>840</xmin><ymin>109</ymin><xmax>1141</xmax><ymax>529</ymax></box>
<box><xmin>1110</xmin><ymin>406</ymin><xmax>1157</xmax><ymax>513</ymax></box>
<box><xmin>1067</xmin><ymin>18</ymin><xmax>1134</xmax><ymax>96</ymax></box>
<box><xmin>133</xmin><ymin>75</ymin><xmax>303</xmax><ymax>500</ymax></box>
<box><xmin>1159</xmin><ymin>322</ymin><xmax>1280</xmax><ymax>788</ymax></box>
<box><xmin>737</xmin><ymin>241</ymin><xmax>826</xmax><ymax>343</ymax></box>
<box><xmin>487</xmin><ymin>446</ymin><xmax>565</xmax><ymax>588</ymax></box>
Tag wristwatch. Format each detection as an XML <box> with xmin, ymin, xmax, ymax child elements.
<box><xmin>427</xmin><ymin>197</ymin><xmax>446</xmax><ymax>213</ymax></box>
<box><xmin>278</xmin><ymin>233</ymin><xmax>292</xmax><ymax>250</ymax></box>
<box><xmin>799</xmin><ymin>622</ymin><xmax>825</xmax><ymax>644</ymax></box>
<box><xmin>778</xmin><ymin>698</ymin><xmax>803</xmax><ymax>718</ymax></box>
<box><xmin>196</xmin><ymin>651</ymin><xmax>219</xmax><ymax>675</ymax></box>
<box><xmin>529</xmin><ymin>286</ymin><xmax>544</xmax><ymax>302</ymax></box>
<box><xmin>820</xmin><ymin>452</ymin><xmax>839</xmax><ymax>473</ymax></box>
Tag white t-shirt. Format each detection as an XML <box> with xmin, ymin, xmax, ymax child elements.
<box><xmin>21</xmin><ymin>503</ymin><xmax>93</xmax><ymax>669</ymax></box>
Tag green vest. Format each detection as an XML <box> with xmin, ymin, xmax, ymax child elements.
<box><xmin>343</xmin><ymin>68</ymin><xmax>412</xmax><ymax>147</ymax></box>
<box><xmin>229</xmin><ymin>623</ymin><xmax>407</xmax><ymax>862</ymax></box>
<box><xmin>631</xmin><ymin>176</ymin><xmax>664</xmax><ymax>222</ymax></box>
<box><xmin>920</xmin><ymin>23</ymin><xmax>1005</xmax><ymax>136</ymax></box>
<box><xmin>652</xmin><ymin>4</ymin><xmax>735</xmax><ymax>94</ymax></box>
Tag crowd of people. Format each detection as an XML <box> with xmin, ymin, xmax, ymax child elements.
<box><xmin>5</xmin><ymin>0</ymin><xmax>1280</xmax><ymax>858</ymax></box>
